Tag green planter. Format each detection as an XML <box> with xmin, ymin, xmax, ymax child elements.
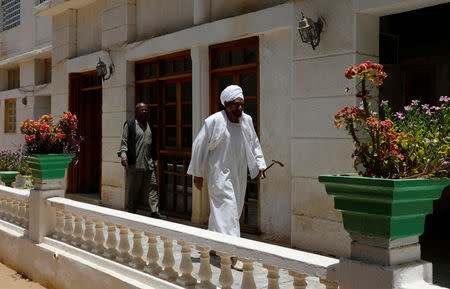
<box><xmin>0</xmin><ymin>171</ymin><xmax>20</xmax><ymax>187</ymax></box>
<box><xmin>27</xmin><ymin>154</ymin><xmax>75</xmax><ymax>180</ymax></box>
<box><xmin>318</xmin><ymin>174</ymin><xmax>450</xmax><ymax>240</ymax></box>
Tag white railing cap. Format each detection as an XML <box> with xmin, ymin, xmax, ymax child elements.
<box><xmin>48</xmin><ymin>197</ymin><xmax>339</xmax><ymax>280</ymax></box>
<box><xmin>0</xmin><ymin>185</ymin><xmax>30</xmax><ymax>202</ymax></box>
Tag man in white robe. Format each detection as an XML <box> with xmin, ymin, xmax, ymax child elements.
<box><xmin>187</xmin><ymin>85</ymin><xmax>267</xmax><ymax>237</ymax></box>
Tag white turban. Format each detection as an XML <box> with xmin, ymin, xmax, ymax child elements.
<box><xmin>220</xmin><ymin>85</ymin><xmax>244</xmax><ymax>106</ymax></box>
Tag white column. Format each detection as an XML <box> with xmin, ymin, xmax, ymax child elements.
<box><xmin>103</xmin><ymin>222</ymin><xmax>118</xmax><ymax>259</ymax></box>
<box><xmin>81</xmin><ymin>217</ymin><xmax>96</xmax><ymax>251</ymax></box>
<box><xmin>52</xmin><ymin>208</ymin><xmax>64</xmax><ymax>240</ymax></box>
<box><xmin>61</xmin><ymin>211</ymin><xmax>73</xmax><ymax>243</ymax></box>
<box><xmin>92</xmin><ymin>220</ymin><xmax>106</xmax><ymax>255</ymax></box>
<box><xmin>195</xmin><ymin>246</ymin><xmax>214</xmax><ymax>289</ymax></box>
<box><xmin>264</xmin><ymin>264</ymin><xmax>280</xmax><ymax>289</ymax></box>
<box><xmin>176</xmin><ymin>241</ymin><xmax>196</xmax><ymax>287</ymax></box>
<box><xmin>71</xmin><ymin>214</ymin><xmax>83</xmax><ymax>247</ymax></box>
<box><xmin>159</xmin><ymin>237</ymin><xmax>178</xmax><ymax>281</ymax></box>
<box><xmin>115</xmin><ymin>225</ymin><xmax>131</xmax><ymax>264</ymax></box>
<box><xmin>143</xmin><ymin>233</ymin><xmax>162</xmax><ymax>275</ymax></box>
<box><xmin>288</xmin><ymin>271</ymin><xmax>308</xmax><ymax>289</ymax></box>
<box><xmin>190</xmin><ymin>45</ymin><xmax>210</xmax><ymax>225</ymax></box>
<box><xmin>129</xmin><ymin>229</ymin><xmax>145</xmax><ymax>270</ymax></box>
<box><xmin>218</xmin><ymin>252</ymin><xmax>233</xmax><ymax>289</ymax></box>
<box><xmin>241</xmin><ymin>258</ymin><xmax>256</xmax><ymax>289</ymax></box>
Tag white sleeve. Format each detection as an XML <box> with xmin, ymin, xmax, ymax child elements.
<box><xmin>187</xmin><ymin>123</ymin><xmax>209</xmax><ymax>177</ymax></box>
<box><xmin>251</xmin><ymin>125</ymin><xmax>267</xmax><ymax>170</ymax></box>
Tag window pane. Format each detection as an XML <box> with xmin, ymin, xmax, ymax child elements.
<box><xmin>150</xmin><ymin>63</ymin><xmax>157</xmax><ymax>76</ymax></box>
<box><xmin>164</xmin><ymin>61</ymin><xmax>172</xmax><ymax>74</ymax></box>
<box><xmin>184</xmin><ymin>57</ymin><xmax>192</xmax><ymax>71</ymax></box>
<box><xmin>182</xmin><ymin>127</ymin><xmax>192</xmax><ymax>148</ymax></box>
<box><xmin>164</xmin><ymin>174</ymin><xmax>174</xmax><ymax>210</ymax></box>
<box><xmin>181</xmin><ymin>81</ymin><xmax>192</xmax><ymax>101</ymax></box>
<box><xmin>244</xmin><ymin>47</ymin><xmax>257</xmax><ymax>63</ymax></box>
<box><xmin>182</xmin><ymin>104</ymin><xmax>192</xmax><ymax>125</ymax></box>
<box><xmin>217</xmin><ymin>52</ymin><xmax>229</xmax><ymax>67</ymax></box>
<box><xmin>165</xmin><ymin>127</ymin><xmax>176</xmax><ymax>146</ymax></box>
<box><xmin>174</xmin><ymin>59</ymin><xmax>183</xmax><ymax>73</ymax></box>
<box><xmin>218</xmin><ymin>75</ymin><xmax>234</xmax><ymax>110</ymax></box>
<box><xmin>240</xmin><ymin>72</ymin><xmax>257</xmax><ymax>96</ymax></box>
<box><xmin>175</xmin><ymin>193</ymin><xmax>185</xmax><ymax>213</ymax></box>
<box><xmin>245</xmin><ymin>205</ymin><xmax>258</xmax><ymax>226</ymax></box>
<box><xmin>246</xmin><ymin>182</ymin><xmax>258</xmax><ymax>203</ymax></box>
<box><xmin>165</xmin><ymin>83</ymin><xmax>176</xmax><ymax>103</ymax></box>
<box><xmin>165</xmin><ymin>105</ymin><xmax>176</xmax><ymax>125</ymax></box>
<box><xmin>149</xmin><ymin>107</ymin><xmax>158</xmax><ymax>124</ymax></box>
<box><xmin>245</xmin><ymin>98</ymin><xmax>257</xmax><ymax>121</ymax></box>
<box><xmin>231</xmin><ymin>49</ymin><xmax>243</xmax><ymax>66</ymax></box>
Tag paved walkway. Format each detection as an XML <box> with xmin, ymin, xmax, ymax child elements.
<box><xmin>0</xmin><ymin>262</ymin><xmax>46</xmax><ymax>289</ymax></box>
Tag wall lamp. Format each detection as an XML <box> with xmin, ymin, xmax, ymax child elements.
<box><xmin>96</xmin><ymin>50</ymin><xmax>115</xmax><ymax>81</ymax></box>
<box><xmin>297</xmin><ymin>12</ymin><xmax>325</xmax><ymax>50</ymax></box>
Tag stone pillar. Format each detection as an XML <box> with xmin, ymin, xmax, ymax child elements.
<box><xmin>338</xmin><ymin>234</ymin><xmax>433</xmax><ymax>289</ymax></box>
<box><xmin>190</xmin><ymin>45</ymin><xmax>210</xmax><ymax>225</ymax></box>
<box><xmin>28</xmin><ymin>179</ymin><xmax>65</xmax><ymax>243</ymax></box>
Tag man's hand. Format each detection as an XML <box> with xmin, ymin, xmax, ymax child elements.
<box><xmin>121</xmin><ymin>157</ymin><xmax>128</xmax><ymax>167</ymax></box>
<box><xmin>259</xmin><ymin>169</ymin><xmax>267</xmax><ymax>180</ymax></box>
<box><xmin>194</xmin><ymin>176</ymin><xmax>203</xmax><ymax>190</ymax></box>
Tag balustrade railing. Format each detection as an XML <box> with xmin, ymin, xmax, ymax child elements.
<box><xmin>0</xmin><ymin>186</ymin><xmax>30</xmax><ymax>229</ymax></box>
<box><xmin>47</xmin><ymin>197</ymin><xmax>339</xmax><ymax>288</ymax></box>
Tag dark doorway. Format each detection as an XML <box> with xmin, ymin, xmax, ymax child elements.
<box><xmin>380</xmin><ymin>4</ymin><xmax>450</xmax><ymax>287</ymax></box>
<box><xmin>67</xmin><ymin>72</ymin><xmax>102</xmax><ymax>197</ymax></box>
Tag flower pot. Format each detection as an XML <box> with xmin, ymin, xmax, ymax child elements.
<box><xmin>15</xmin><ymin>174</ymin><xmax>33</xmax><ymax>189</ymax></box>
<box><xmin>318</xmin><ymin>174</ymin><xmax>450</xmax><ymax>240</ymax></box>
<box><xmin>27</xmin><ymin>154</ymin><xmax>75</xmax><ymax>181</ymax></box>
<box><xmin>0</xmin><ymin>171</ymin><xmax>20</xmax><ymax>187</ymax></box>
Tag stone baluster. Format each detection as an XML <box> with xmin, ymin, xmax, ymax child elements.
<box><xmin>195</xmin><ymin>246</ymin><xmax>214</xmax><ymax>289</ymax></box>
<box><xmin>263</xmin><ymin>265</ymin><xmax>280</xmax><ymax>289</ymax></box>
<box><xmin>129</xmin><ymin>229</ymin><xmax>145</xmax><ymax>270</ymax></box>
<box><xmin>159</xmin><ymin>237</ymin><xmax>178</xmax><ymax>281</ymax></box>
<box><xmin>61</xmin><ymin>211</ymin><xmax>73</xmax><ymax>243</ymax></box>
<box><xmin>319</xmin><ymin>278</ymin><xmax>339</xmax><ymax>289</ymax></box>
<box><xmin>116</xmin><ymin>225</ymin><xmax>131</xmax><ymax>264</ymax></box>
<box><xmin>103</xmin><ymin>222</ymin><xmax>118</xmax><ymax>259</ymax></box>
<box><xmin>0</xmin><ymin>197</ymin><xmax>5</xmax><ymax>218</ymax></box>
<box><xmin>91</xmin><ymin>220</ymin><xmax>106</xmax><ymax>255</ymax></box>
<box><xmin>24</xmin><ymin>203</ymin><xmax>29</xmax><ymax>228</ymax></box>
<box><xmin>218</xmin><ymin>252</ymin><xmax>233</xmax><ymax>289</ymax></box>
<box><xmin>81</xmin><ymin>217</ymin><xmax>95</xmax><ymax>251</ymax></box>
<box><xmin>5</xmin><ymin>198</ymin><xmax>13</xmax><ymax>222</ymax></box>
<box><xmin>52</xmin><ymin>209</ymin><xmax>64</xmax><ymax>240</ymax></box>
<box><xmin>12</xmin><ymin>199</ymin><xmax>20</xmax><ymax>224</ymax></box>
<box><xmin>17</xmin><ymin>200</ymin><xmax>26</xmax><ymax>227</ymax></box>
<box><xmin>241</xmin><ymin>258</ymin><xmax>256</xmax><ymax>289</ymax></box>
<box><xmin>176</xmin><ymin>241</ymin><xmax>196</xmax><ymax>287</ymax></box>
<box><xmin>71</xmin><ymin>214</ymin><xmax>84</xmax><ymax>247</ymax></box>
<box><xmin>289</xmin><ymin>271</ymin><xmax>308</xmax><ymax>289</ymax></box>
<box><xmin>143</xmin><ymin>233</ymin><xmax>162</xmax><ymax>275</ymax></box>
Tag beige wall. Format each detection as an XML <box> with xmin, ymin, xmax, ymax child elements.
<box><xmin>210</xmin><ymin>0</ymin><xmax>288</xmax><ymax>20</ymax></box>
<box><xmin>136</xmin><ymin>0</ymin><xmax>194</xmax><ymax>40</ymax></box>
<box><xmin>77</xmin><ymin>1</ymin><xmax>102</xmax><ymax>55</ymax></box>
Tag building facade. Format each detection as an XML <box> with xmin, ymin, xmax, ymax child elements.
<box><xmin>0</xmin><ymin>0</ymin><xmax>445</xmax><ymax>260</ymax></box>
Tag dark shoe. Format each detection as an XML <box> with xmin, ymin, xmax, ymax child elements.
<box><xmin>150</xmin><ymin>212</ymin><xmax>167</xmax><ymax>220</ymax></box>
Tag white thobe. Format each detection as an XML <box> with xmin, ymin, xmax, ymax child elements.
<box><xmin>188</xmin><ymin>111</ymin><xmax>266</xmax><ymax>237</ymax></box>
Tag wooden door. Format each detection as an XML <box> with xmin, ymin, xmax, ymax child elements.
<box><xmin>68</xmin><ymin>72</ymin><xmax>102</xmax><ymax>195</ymax></box>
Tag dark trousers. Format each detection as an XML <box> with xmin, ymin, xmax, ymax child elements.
<box><xmin>125</xmin><ymin>168</ymin><xmax>158</xmax><ymax>213</ymax></box>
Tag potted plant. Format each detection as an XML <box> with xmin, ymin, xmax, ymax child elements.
<box><xmin>20</xmin><ymin>112</ymin><xmax>82</xmax><ymax>182</ymax></box>
<box><xmin>0</xmin><ymin>148</ymin><xmax>21</xmax><ymax>187</ymax></box>
<box><xmin>318</xmin><ymin>61</ymin><xmax>449</xmax><ymax>259</ymax></box>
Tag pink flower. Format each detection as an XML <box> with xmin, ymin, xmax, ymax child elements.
<box><xmin>411</xmin><ymin>100</ymin><xmax>420</xmax><ymax>106</ymax></box>
<box><xmin>404</xmin><ymin>105</ymin><xmax>412</xmax><ymax>111</ymax></box>
<box><xmin>426</xmin><ymin>110</ymin><xmax>432</xmax><ymax>115</ymax></box>
<box><xmin>421</xmin><ymin>104</ymin><xmax>429</xmax><ymax>110</ymax></box>
<box><xmin>395</xmin><ymin>112</ymin><xmax>405</xmax><ymax>119</ymax></box>
<box><xmin>439</xmin><ymin>96</ymin><xmax>449</xmax><ymax>102</ymax></box>
<box><xmin>380</xmin><ymin>100</ymin><xmax>388</xmax><ymax>107</ymax></box>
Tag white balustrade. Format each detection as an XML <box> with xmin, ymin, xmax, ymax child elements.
<box><xmin>61</xmin><ymin>211</ymin><xmax>73</xmax><ymax>243</ymax></box>
<box><xmin>91</xmin><ymin>220</ymin><xmax>106</xmax><ymax>255</ymax></box>
<box><xmin>12</xmin><ymin>200</ymin><xmax>19</xmax><ymax>224</ymax></box>
<box><xmin>143</xmin><ymin>232</ymin><xmax>162</xmax><ymax>275</ymax></box>
<box><xmin>17</xmin><ymin>200</ymin><xmax>26</xmax><ymax>226</ymax></box>
<box><xmin>218</xmin><ymin>252</ymin><xmax>233</xmax><ymax>289</ymax></box>
<box><xmin>129</xmin><ymin>229</ymin><xmax>145</xmax><ymax>270</ymax></box>
<box><xmin>71</xmin><ymin>214</ymin><xmax>83</xmax><ymax>247</ymax></box>
<box><xmin>0</xmin><ymin>197</ymin><xmax>5</xmax><ymax>218</ymax></box>
<box><xmin>241</xmin><ymin>258</ymin><xmax>257</xmax><ymax>289</ymax></box>
<box><xmin>159</xmin><ymin>237</ymin><xmax>178</xmax><ymax>281</ymax></box>
<box><xmin>264</xmin><ymin>264</ymin><xmax>280</xmax><ymax>289</ymax></box>
<box><xmin>81</xmin><ymin>217</ymin><xmax>95</xmax><ymax>251</ymax></box>
<box><xmin>289</xmin><ymin>271</ymin><xmax>308</xmax><ymax>289</ymax></box>
<box><xmin>103</xmin><ymin>222</ymin><xmax>118</xmax><ymax>259</ymax></box>
<box><xmin>195</xmin><ymin>246</ymin><xmax>214</xmax><ymax>289</ymax></box>
<box><xmin>24</xmin><ymin>203</ymin><xmax>29</xmax><ymax>228</ymax></box>
<box><xmin>176</xmin><ymin>241</ymin><xmax>196</xmax><ymax>287</ymax></box>
<box><xmin>320</xmin><ymin>278</ymin><xmax>339</xmax><ymax>289</ymax></box>
<box><xmin>53</xmin><ymin>209</ymin><xmax>64</xmax><ymax>240</ymax></box>
<box><xmin>0</xmin><ymin>186</ymin><xmax>29</xmax><ymax>229</ymax></box>
<box><xmin>116</xmin><ymin>225</ymin><xmax>132</xmax><ymax>264</ymax></box>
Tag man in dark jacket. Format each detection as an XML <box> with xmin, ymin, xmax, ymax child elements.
<box><xmin>118</xmin><ymin>102</ymin><xmax>165</xmax><ymax>219</ymax></box>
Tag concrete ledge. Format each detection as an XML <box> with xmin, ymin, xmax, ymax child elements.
<box><xmin>0</xmin><ymin>221</ymin><xmax>181</xmax><ymax>289</ymax></box>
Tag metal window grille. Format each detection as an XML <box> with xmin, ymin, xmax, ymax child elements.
<box><xmin>35</xmin><ymin>0</ymin><xmax>46</xmax><ymax>5</ymax></box>
<box><xmin>1</xmin><ymin>0</ymin><xmax>20</xmax><ymax>31</ymax></box>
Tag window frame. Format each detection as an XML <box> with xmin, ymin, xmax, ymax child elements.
<box><xmin>7</xmin><ymin>68</ymin><xmax>20</xmax><ymax>90</ymax></box>
<box><xmin>1</xmin><ymin>0</ymin><xmax>21</xmax><ymax>31</ymax></box>
<box><xmin>4</xmin><ymin>98</ymin><xmax>16</xmax><ymax>133</ymax></box>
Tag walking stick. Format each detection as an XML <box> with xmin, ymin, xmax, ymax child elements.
<box><xmin>263</xmin><ymin>159</ymin><xmax>284</xmax><ymax>173</ymax></box>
